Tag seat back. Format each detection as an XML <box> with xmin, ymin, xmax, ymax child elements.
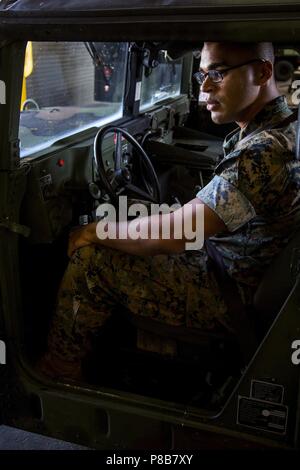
<box><xmin>254</xmin><ymin>103</ymin><xmax>300</xmax><ymax>324</ymax></box>
<box><xmin>254</xmin><ymin>229</ymin><xmax>300</xmax><ymax>328</ymax></box>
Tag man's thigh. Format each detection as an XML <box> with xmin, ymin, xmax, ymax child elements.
<box><xmin>80</xmin><ymin>245</ymin><xmax>228</xmax><ymax>330</ymax></box>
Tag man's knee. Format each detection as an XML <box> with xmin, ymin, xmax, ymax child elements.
<box><xmin>61</xmin><ymin>245</ymin><xmax>100</xmax><ymax>289</ymax></box>
<box><xmin>72</xmin><ymin>244</ymin><xmax>98</xmax><ymax>260</ymax></box>
<box><xmin>69</xmin><ymin>244</ymin><xmax>124</xmax><ymax>281</ymax></box>
<box><xmin>70</xmin><ymin>245</ymin><xmax>108</xmax><ymax>271</ymax></box>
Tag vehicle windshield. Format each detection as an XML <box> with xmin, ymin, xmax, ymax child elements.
<box><xmin>19</xmin><ymin>42</ymin><xmax>184</xmax><ymax>158</ymax></box>
<box><xmin>140</xmin><ymin>50</ymin><xmax>182</xmax><ymax>110</ymax></box>
<box><xmin>19</xmin><ymin>41</ymin><xmax>128</xmax><ymax>157</ymax></box>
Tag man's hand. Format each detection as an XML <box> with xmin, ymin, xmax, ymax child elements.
<box><xmin>67</xmin><ymin>223</ymin><xmax>97</xmax><ymax>258</ymax></box>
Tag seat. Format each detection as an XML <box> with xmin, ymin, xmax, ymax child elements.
<box><xmin>254</xmin><ymin>229</ymin><xmax>300</xmax><ymax>332</ymax></box>
<box><xmin>129</xmin><ymin>313</ymin><xmax>237</xmax><ymax>357</ymax></box>
<box><xmin>254</xmin><ymin>103</ymin><xmax>300</xmax><ymax>331</ymax></box>
<box><xmin>127</xmin><ymin>231</ymin><xmax>300</xmax><ymax>377</ymax></box>
<box><xmin>126</xmin><ymin>106</ymin><xmax>300</xmax><ymax>368</ymax></box>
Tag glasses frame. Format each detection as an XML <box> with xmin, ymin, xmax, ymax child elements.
<box><xmin>193</xmin><ymin>58</ymin><xmax>267</xmax><ymax>85</ymax></box>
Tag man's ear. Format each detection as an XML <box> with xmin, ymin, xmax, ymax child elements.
<box><xmin>258</xmin><ymin>60</ymin><xmax>273</xmax><ymax>85</ymax></box>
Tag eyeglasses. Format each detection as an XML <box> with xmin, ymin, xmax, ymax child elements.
<box><xmin>193</xmin><ymin>58</ymin><xmax>267</xmax><ymax>85</ymax></box>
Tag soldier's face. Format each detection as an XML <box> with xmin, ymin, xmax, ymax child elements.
<box><xmin>199</xmin><ymin>43</ymin><xmax>262</xmax><ymax>125</ymax></box>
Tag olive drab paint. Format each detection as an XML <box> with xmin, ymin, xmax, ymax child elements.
<box><xmin>0</xmin><ymin>80</ymin><xmax>5</xmax><ymax>104</ymax></box>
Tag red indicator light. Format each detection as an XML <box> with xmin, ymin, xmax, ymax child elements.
<box><xmin>57</xmin><ymin>159</ymin><xmax>65</xmax><ymax>167</ymax></box>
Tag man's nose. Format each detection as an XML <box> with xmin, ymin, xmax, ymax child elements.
<box><xmin>200</xmin><ymin>75</ymin><xmax>214</xmax><ymax>93</ymax></box>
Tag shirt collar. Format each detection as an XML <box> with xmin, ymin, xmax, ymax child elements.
<box><xmin>223</xmin><ymin>95</ymin><xmax>292</xmax><ymax>155</ymax></box>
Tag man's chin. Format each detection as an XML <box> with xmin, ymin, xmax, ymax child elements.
<box><xmin>210</xmin><ymin>112</ymin><xmax>224</xmax><ymax>124</ymax></box>
<box><xmin>210</xmin><ymin>111</ymin><xmax>231</xmax><ymax>125</ymax></box>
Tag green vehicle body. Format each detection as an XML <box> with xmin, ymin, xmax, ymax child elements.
<box><xmin>0</xmin><ymin>0</ymin><xmax>300</xmax><ymax>450</ymax></box>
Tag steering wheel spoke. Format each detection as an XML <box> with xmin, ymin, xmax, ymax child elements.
<box><xmin>124</xmin><ymin>182</ymin><xmax>158</xmax><ymax>203</ymax></box>
<box><xmin>115</xmin><ymin>131</ymin><xmax>122</xmax><ymax>171</ymax></box>
<box><xmin>94</xmin><ymin>126</ymin><xmax>161</xmax><ymax>204</ymax></box>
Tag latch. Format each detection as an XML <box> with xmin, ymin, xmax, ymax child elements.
<box><xmin>166</xmin><ymin>106</ymin><xmax>176</xmax><ymax>132</ymax></box>
<box><xmin>0</xmin><ymin>217</ymin><xmax>30</xmax><ymax>237</ymax></box>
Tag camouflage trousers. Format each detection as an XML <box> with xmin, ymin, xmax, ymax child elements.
<box><xmin>47</xmin><ymin>245</ymin><xmax>230</xmax><ymax>364</ymax></box>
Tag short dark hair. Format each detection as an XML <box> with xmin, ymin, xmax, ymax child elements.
<box><xmin>238</xmin><ymin>42</ymin><xmax>275</xmax><ymax>64</ymax></box>
<box><xmin>202</xmin><ymin>42</ymin><xmax>275</xmax><ymax>64</ymax></box>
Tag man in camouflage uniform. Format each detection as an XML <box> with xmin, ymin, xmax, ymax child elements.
<box><xmin>40</xmin><ymin>42</ymin><xmax>300</xmax><ymax>380</ymax></box>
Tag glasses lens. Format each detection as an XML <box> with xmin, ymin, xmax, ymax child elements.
<box><xmin>194</xmin><ymin>70</ymin><xmax>223</xmax><ymax>84</ymax></box>
<box><xmin>194</xmin><ymin>72</ymin><xmax>205</xmax><ymax>84</ymax></box>
<box><xmin>209</xmin><ymin>70</ymin><xmax>222</xmax><ymax>83</ymax></box>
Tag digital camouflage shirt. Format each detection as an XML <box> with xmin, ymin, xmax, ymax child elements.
<box><xmin>197</xmin><ymin>95</ymin><xmax>300</xmax><ymax>303</ymax></box>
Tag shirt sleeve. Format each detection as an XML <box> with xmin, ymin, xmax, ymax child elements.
<box><xmin>236</xmin><ymin>135</ymin><xmax>289</xmax><ymax>214</ymax></box>
<box><xmin>197</xmin><ymin>174</ymin><xmax>256</xmax><ymax>232</ymax></box>
<box><xmin>197</xmin><ymin>131</ymin><xmax>291</xmax><ymax>232</ymax></box>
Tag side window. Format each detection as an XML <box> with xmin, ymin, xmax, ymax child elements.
<box><xmin>19</xmin><ymin>42</ymin><xmax>128</xmax><ymax>157</ymax></box>
<box><xmin>140</xmin><ymin>51</ymin><xmax>183</xmax><ymax>111</ymax></box>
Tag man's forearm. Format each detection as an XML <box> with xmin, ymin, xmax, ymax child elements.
<box><xmin>68</xmin><ymin>199</ymin><xmax>224</xmax><ymax>258</ymax></box>
<box><xmin>86</xmin><ymin>215</ymin><xmax>186</xmax><ymax>256</ymax></box>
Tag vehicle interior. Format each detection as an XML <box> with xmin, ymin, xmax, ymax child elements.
<box><xmin>19</xmin><ymin>39</ymin><xmax>240</xmax><ymax>401</ymax></box>
<box><xmin>1</xmin><ymin>0</ymin><xmax>300</xmax><ymax>451</ymax></box>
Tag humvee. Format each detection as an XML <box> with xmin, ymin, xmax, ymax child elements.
<box><xmin>274</xmin><ymin>48</ymin><xmax>300</xmax><ymax>81</ymax></box>
<box><xmin>1</xmin><ymin>0</ymin><xmax>300</xmax><ymax>451</ymax></box>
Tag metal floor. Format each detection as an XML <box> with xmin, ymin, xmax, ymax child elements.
<box><xmin>0</xmin><ymin>425</ymin><xmax>90</xmax><ymax>450</ymax></box>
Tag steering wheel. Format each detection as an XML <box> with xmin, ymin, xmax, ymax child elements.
<box><xmin>93</xmin><ymin>126</ymin><xmax>161</xmax><ymax>204</ymax></box>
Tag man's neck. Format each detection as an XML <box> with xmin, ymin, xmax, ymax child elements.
<box><xmin>236</xmin><ymin>91</ymin><xmax>280</xmax><ymax>129</ymax></box>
